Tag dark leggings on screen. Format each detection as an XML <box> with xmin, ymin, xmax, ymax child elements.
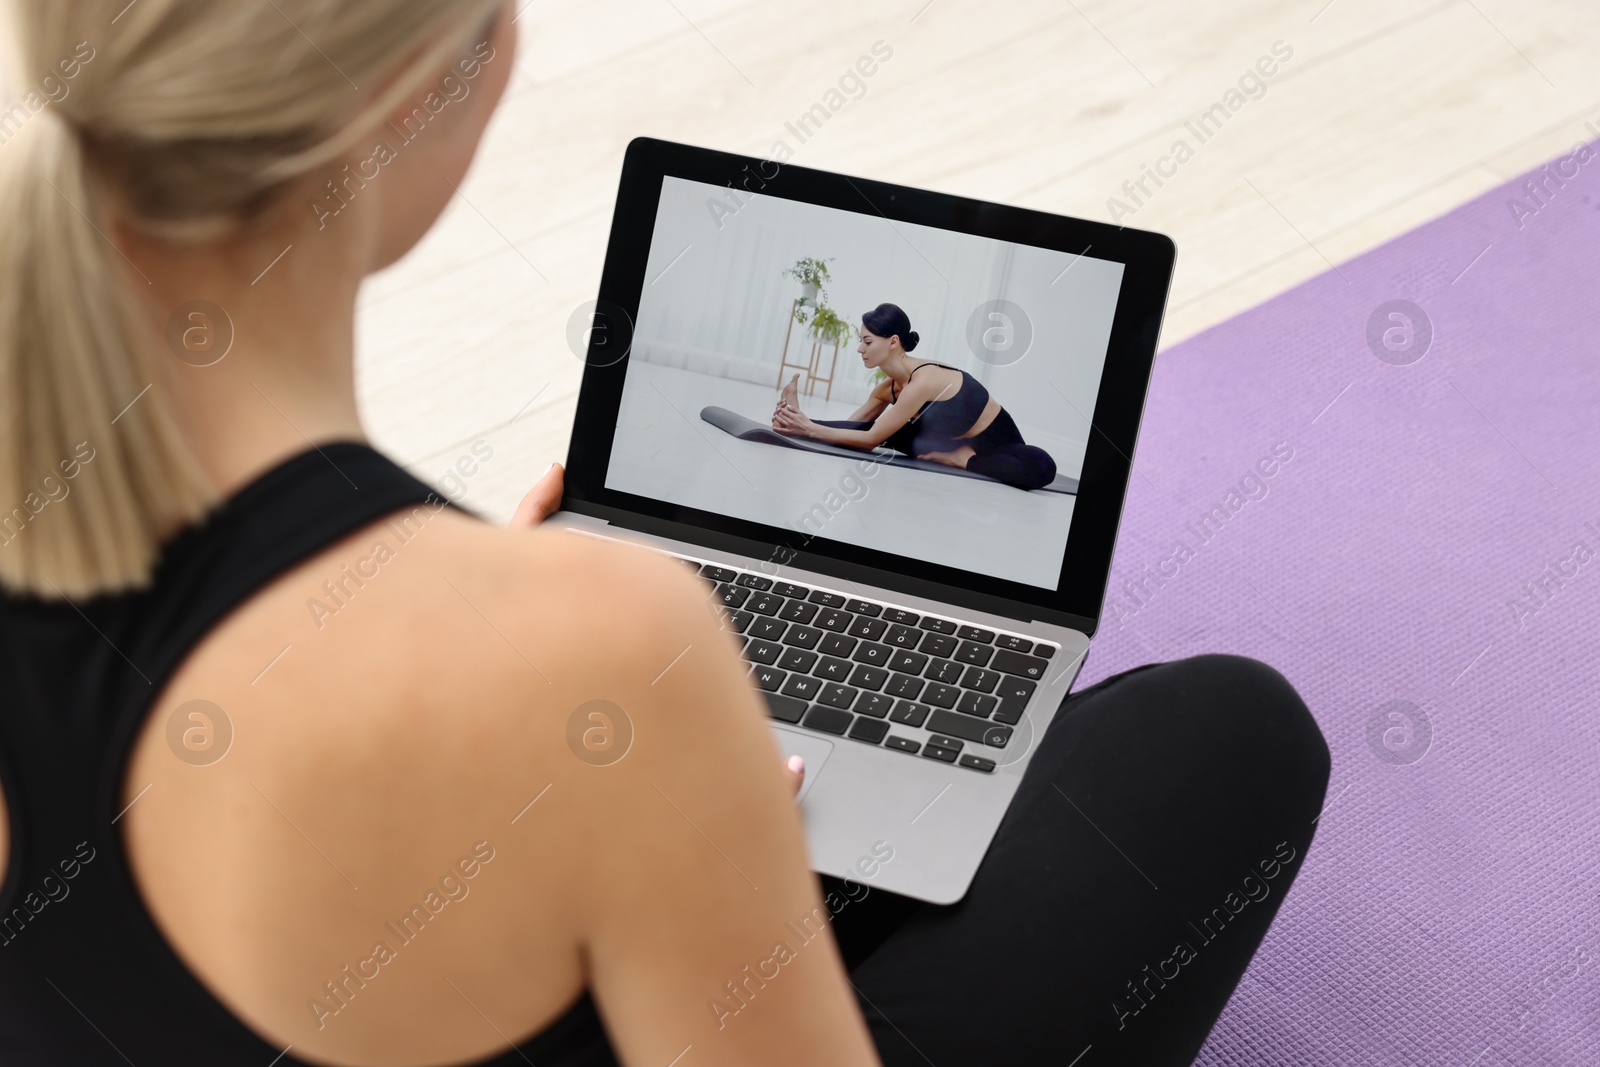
<box><xmin>816</xmin><ymin>409</ymin><xmax>1057</xmax><ymax>491</ymax></box>
<box><xmin>822</xmin><ymin>653</ymin><xmax>1331</xmax><ymax>1067</ymax></box>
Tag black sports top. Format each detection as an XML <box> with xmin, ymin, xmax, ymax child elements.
<box><xmin>0</xmin><ymin>443</ymin><xmax>620</xmax><ymax>1065</ymax></box>
<box><xmin>889</xmin><ymin>361</ymin><xmax>992</xmax><ymax>444</ymax></box>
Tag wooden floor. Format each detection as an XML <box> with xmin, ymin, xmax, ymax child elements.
<box><xmin>359</xmin><ymin>0</ymin><xmax>1600</xmax><ymax>518</ymax></box>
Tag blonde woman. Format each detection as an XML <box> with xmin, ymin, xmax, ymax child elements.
<box><xmin>0</xmin><ymin>2</ymin><xmax>1328</xmax><ymax>1065</ymax></box>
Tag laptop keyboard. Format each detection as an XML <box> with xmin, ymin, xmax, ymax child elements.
<box><xmin>680</xmin><ymin>557</ymin><xmax>1057</xmax><ymax>774</ymax></box>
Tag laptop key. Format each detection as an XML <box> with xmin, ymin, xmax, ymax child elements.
<box><xmin>848</xmin><ymin>665</ymin><xmax>889</xmax><ymax>691</ymax></box>
<box><xmin>992</xmin><ymin>649</ymin><xmax>1050</xmax><ymax>680</ymax></box>
<box><xmin>888</xmin><ymin>649</ymin><xmax>928</xmax><ymax>675</ymax></box>
<box><xmin>955</xmin><ymin>641</ymin><xmax>994</xmax><ymax>667</ymax></box>
<box><xmin>808</xmin><ymin>590</ymin><xmax>847</xmax><ymax>608</ymax></box>
<box><xmin>927</xmin><ymin>709</ymin><xmax>1013</xmax><ymax>747</ymax></box>
<box><xmin>700</xmin><ymin>564</ymin><xmax>737</xmax><ymax>582</ymax></box>
<box><xmin>817</xmin><ymin>608</ymin><xmax>852</xmax><ymax>632</ymax></box>
<box><xmin>890</xmin><ymin>701</ymin><xmax>931</xmax><ymax>728</ymax></box>
<box><xmin>884</xmin><ymin>624</ymin><xmax>920</xmax><ymax>649</ymax></box>
<box><xmin>1035</xmin><ymin>644</ymin><xmax>1058</xmax><ymax>659</ymax></box>
<box><xmin>845</xmin><ymin>599</ymin><xmax>882</xmax><ymax>617</ymax></box>
<box><xmin>817</xmin><ymin>683</ymin><xmax>858</xmax><ymax>710</ymax></box>
<box><xmin>960</xmin><ymin>666</ymin><xmax>1000</xmax><ymax>693</ymax></box>
<box><xmin>747</xmin><ymin>593</ymin><xmax>784</xmax><ymax>616</ymax></box>
<box><xmin>957</xmin><ymin>625</ymin><xmax>995</xmax><ymax>644</ymax></box>
<box><xmin>919</xmin><ymin>617</ymin><xmax>958</xmax><ymax>635</ymax></box>
<box><xmin>745</xmin><ymin>639</ymin><xmax>783</xmax><ymax>666</ymax></box>
<box><xmin>883</xmin><ymin>608</ymin><xmax>920</xmax><ymax>625</ymax></box>
<box><xmin>782</xmin><ymin>625</ymin><xmax>823</xmax><ymax>650</ymax></box>
<box><xmin>762</xmin><ymin>693</ymin><xmax>807</xmax><ymax>724</ymax></box>
<box><xmin>716</xmin><ymin>583</ymin><xmax>751</xmax><ymax>609</ymax></box>
<box><xmin>781</xmin><ymin>674</ymin><xmax>822</xmax><ymax>701</ymax></box>
<box><xmin>922</xmin><ymin>745</ymin><xmax>958</xmax><ymax>764</ymax></box>
<box><xmin>885</xmin><ymin>673</ymin><xmax>924</xmax><ymax>699</ymax></box>
<box><xmin>750</xmin><ymin>617</ymin><xmax>787</xmax><ymax>640</ymax></box>
<box><xmin>885</xmin><ymin>736</ymin><xmax>921</xmax><ymax>754</ymax></box>
<box><xmin>816</xmin><ymin>657</ymin><xmax>853</xmax><ymax>682</ymax></box>
<box><xmin>852</xmin><ymin>642</ymin><xmax>891</xmax><ymax>668</ymax></box>
<box><xmin>956</xmin><ymin>690</ymin><xmax>998</xmax><ymax>718</ymax></box>
<box><xmin>736</xmin><ymin>573</ymin><xmax>774</xmax><ymax>590</ymax></box>
<box><xmin>925</xmin><ymin>658</ymin><xmax>964</xmax><ymax>685</ymax></box>
<box><xmin>818</xmin><ymin>633</ymin><xmax>857</xmax><ymax>657</ymax></box>
<box><xmin>721</xmin><ymin>609</ymin><xmax>754</xmax><ymax>634</ymax></box>
<box><xmin>995</xmin><ymin>634</ymin><xmax>1033</xmax><ymax>653</ymax></box>
<box><xmin>854</xmin><ymin>692</ymin><xmax>893</xmax><ymax>718</ymax></box>
<box><xmin>923</xmin><ymin>683</ymin><xmax>960</xmax><ymax>709</ymax></box>
<box><xmin>919</xmin><ymin>633</ymin><xmax>958</xmax><ymax>658</ymax></box>
<box><xmin>803</xmin><ymin>705</ymin><xmax>853</xmax><ymax>735</ymax></box>
<box><xmin>751</xmin><ymin>666</ymin><xmax>786</xmax><ymax>692</ymax></box>
<box><xmin>773</xmin><ymin>582</ymin><xmax>810</xmax><ymax>599</ymax></box>
<box><xmin>847</xmin><ymin>616</ymin><xmax>888</xmax><ymax>641</ymax></box>
<box><xmin>997</xmin><ymin>676</ymin><xmax>1036</xmax><ymax>703</ymax></box>
<box><xmin>927</xmin><ymin>734</ymin><xmax>964</xmax><ymax>752</ymax></box>
<box><xmin>778</xmin><ymin>600</ymin><xmax>819</xmax><ymax>624</ymax></box>
<box><xmin>847</xmin><ymin>717</ymin><xmax>891</xmax><ymax>744</ymax></box>
<box><xmin>778</xmin><ymin>648</ymin><xmax>818</xmax><ymax>673</ymax></box>
<box><xmin>959</xmin><ymin>754</ymin><xmax>997</xmax><ymax>773</ymax></box>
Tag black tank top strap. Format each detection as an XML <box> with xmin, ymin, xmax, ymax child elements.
<box><xmin>891</xmin><ymin>360</ymin><xmax>947</xmax><ymax>402</ymax></box>
<box><xmin>0</xmin><ymin>441</ymin><xmax>619</xmax><ymax>1065</ymax></box>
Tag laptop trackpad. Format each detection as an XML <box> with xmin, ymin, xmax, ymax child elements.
<box><xmin>769</xmin><ymin>727</ymin><xmax>834</xmax><ymax>804</ymax></box>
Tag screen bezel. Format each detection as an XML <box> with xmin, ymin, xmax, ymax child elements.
<box><xmin>563</xmin><ymin>137</ymin><xmax>1175</xmax><ymax>636</ymax></box>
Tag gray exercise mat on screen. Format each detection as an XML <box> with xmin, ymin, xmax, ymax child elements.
<box><xmin>699</xmin><ymin>406</ymin><xmax>1080</xmax><ymax>495</ymax></box>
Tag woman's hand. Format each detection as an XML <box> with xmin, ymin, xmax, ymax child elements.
<box><xmin>515</xmin><ymin>461</ymin><xmax>807</xmax><ymax>799</ymax></box>
<box><xmin>771</xmin><ymin>402</ymin><xmax>818</xmax><ymax>438</ymax></box>
<box><xmin>510</xmin><ymin>462</ymin><xmax>564</xmax><ymax>528</ymax></box>
<box><xmin>783</xmin><ymin>754</ymin><xmax>805</xmax><ymax>798</ymax></box>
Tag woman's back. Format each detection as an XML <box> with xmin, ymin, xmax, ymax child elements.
<box><xmin>0</xmin><ymin>441</ymin><xmax>873</xmax><ymax>1064</ymax></box>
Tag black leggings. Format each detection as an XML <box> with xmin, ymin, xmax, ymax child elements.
<box><xmin>816</xmin><ymin>409</ymin><xmax>1057</xmax><ymax>491</ymax></box>
<box><xmin>822</xmin><ymin>653</ymin><xmax>1330</xmax><ymax>1067</ymax></box>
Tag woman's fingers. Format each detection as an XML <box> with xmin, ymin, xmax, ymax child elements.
<box><xmin>783</xmin><ymin>755</ymin><xmax>805</xmax><ymax>798</ymax></box>
<box><xmin>510</xmin><ymin>462</ymin><xmax>564</xmax><ymax>528</ymax></box>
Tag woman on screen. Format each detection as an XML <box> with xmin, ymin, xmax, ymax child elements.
<box><xmin>771</xmin><ymin>303</ymin><xmax>1059</xmax><ymax>491</ymax></box>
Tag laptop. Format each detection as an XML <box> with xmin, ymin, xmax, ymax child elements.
<box><xmin>551</xmin><ymin>137</ymin><xmax>1175</xmax><ymax>904</ymax></box>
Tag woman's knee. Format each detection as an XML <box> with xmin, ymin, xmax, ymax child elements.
<box><xmin>1026</xmin><ymin>445</ymin><xmax>1056</xmax><ymax>485</ymax></box>
<box><xmin>1120</xmin><ymin>654</ymin><xmax>1330</xmax><ymax>810</ymax></box>
<box><xmin>1088</xmin><ymin>655</ymin><xmax>1324</xmax><ymax>812</ymax></box>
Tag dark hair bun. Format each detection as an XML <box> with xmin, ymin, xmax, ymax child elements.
<box><xmin>861</xmin><ymin>303</ymin><xmax>918</xmax><ymax>352</ymax></box>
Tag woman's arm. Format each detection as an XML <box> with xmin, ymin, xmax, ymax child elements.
<box><xmin>561</xmin><ymin>544</ymin><xmax>882</xmax><ymax>1066</ymax></box>
<box><xmin>843</xmin><ymin>381</ymin><xmax>892</xmax><ymax>423</ymax></box>
<box><xmin>774</xmin><ymin>377</ymin><xmax>929</xmax><ymax>450</ymax></box>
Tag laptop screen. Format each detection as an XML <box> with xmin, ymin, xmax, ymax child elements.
<box><xmin>602</xmin><ymin>175</ymin><xmax>1126</xmax><ymax>592</ymax></box>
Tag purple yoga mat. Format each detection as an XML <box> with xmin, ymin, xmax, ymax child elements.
<box><xmin>1073</xmin><ymin>142</ymin><xmax>1600</xmax><ymax>1065</ymax></box>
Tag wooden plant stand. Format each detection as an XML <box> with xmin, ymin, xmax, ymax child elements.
<box><xmin>775</xmin><ymin>297</ymin><xmax>842</xmax><ymax>402</ymax></box>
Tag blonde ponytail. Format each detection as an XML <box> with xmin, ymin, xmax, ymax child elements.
<box><xmin>0</xmin><ymin>0</ymin><xmax>502</xmax><ymax>599</ymax></box>
<box><xmin>0</xmin><ymin>105</ymin><xmax>211</xmax><ymax>597</ymax></box>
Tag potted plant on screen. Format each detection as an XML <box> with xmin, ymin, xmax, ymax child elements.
<box><xmin>806</xmin><ymin>304</ymin><xmax>852</xmax><ymax>350</ymax></box>
<box><xmin>782</xmin><ymin>256</ymin><xmax>833</xmax><ymax>307</ymax></box>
